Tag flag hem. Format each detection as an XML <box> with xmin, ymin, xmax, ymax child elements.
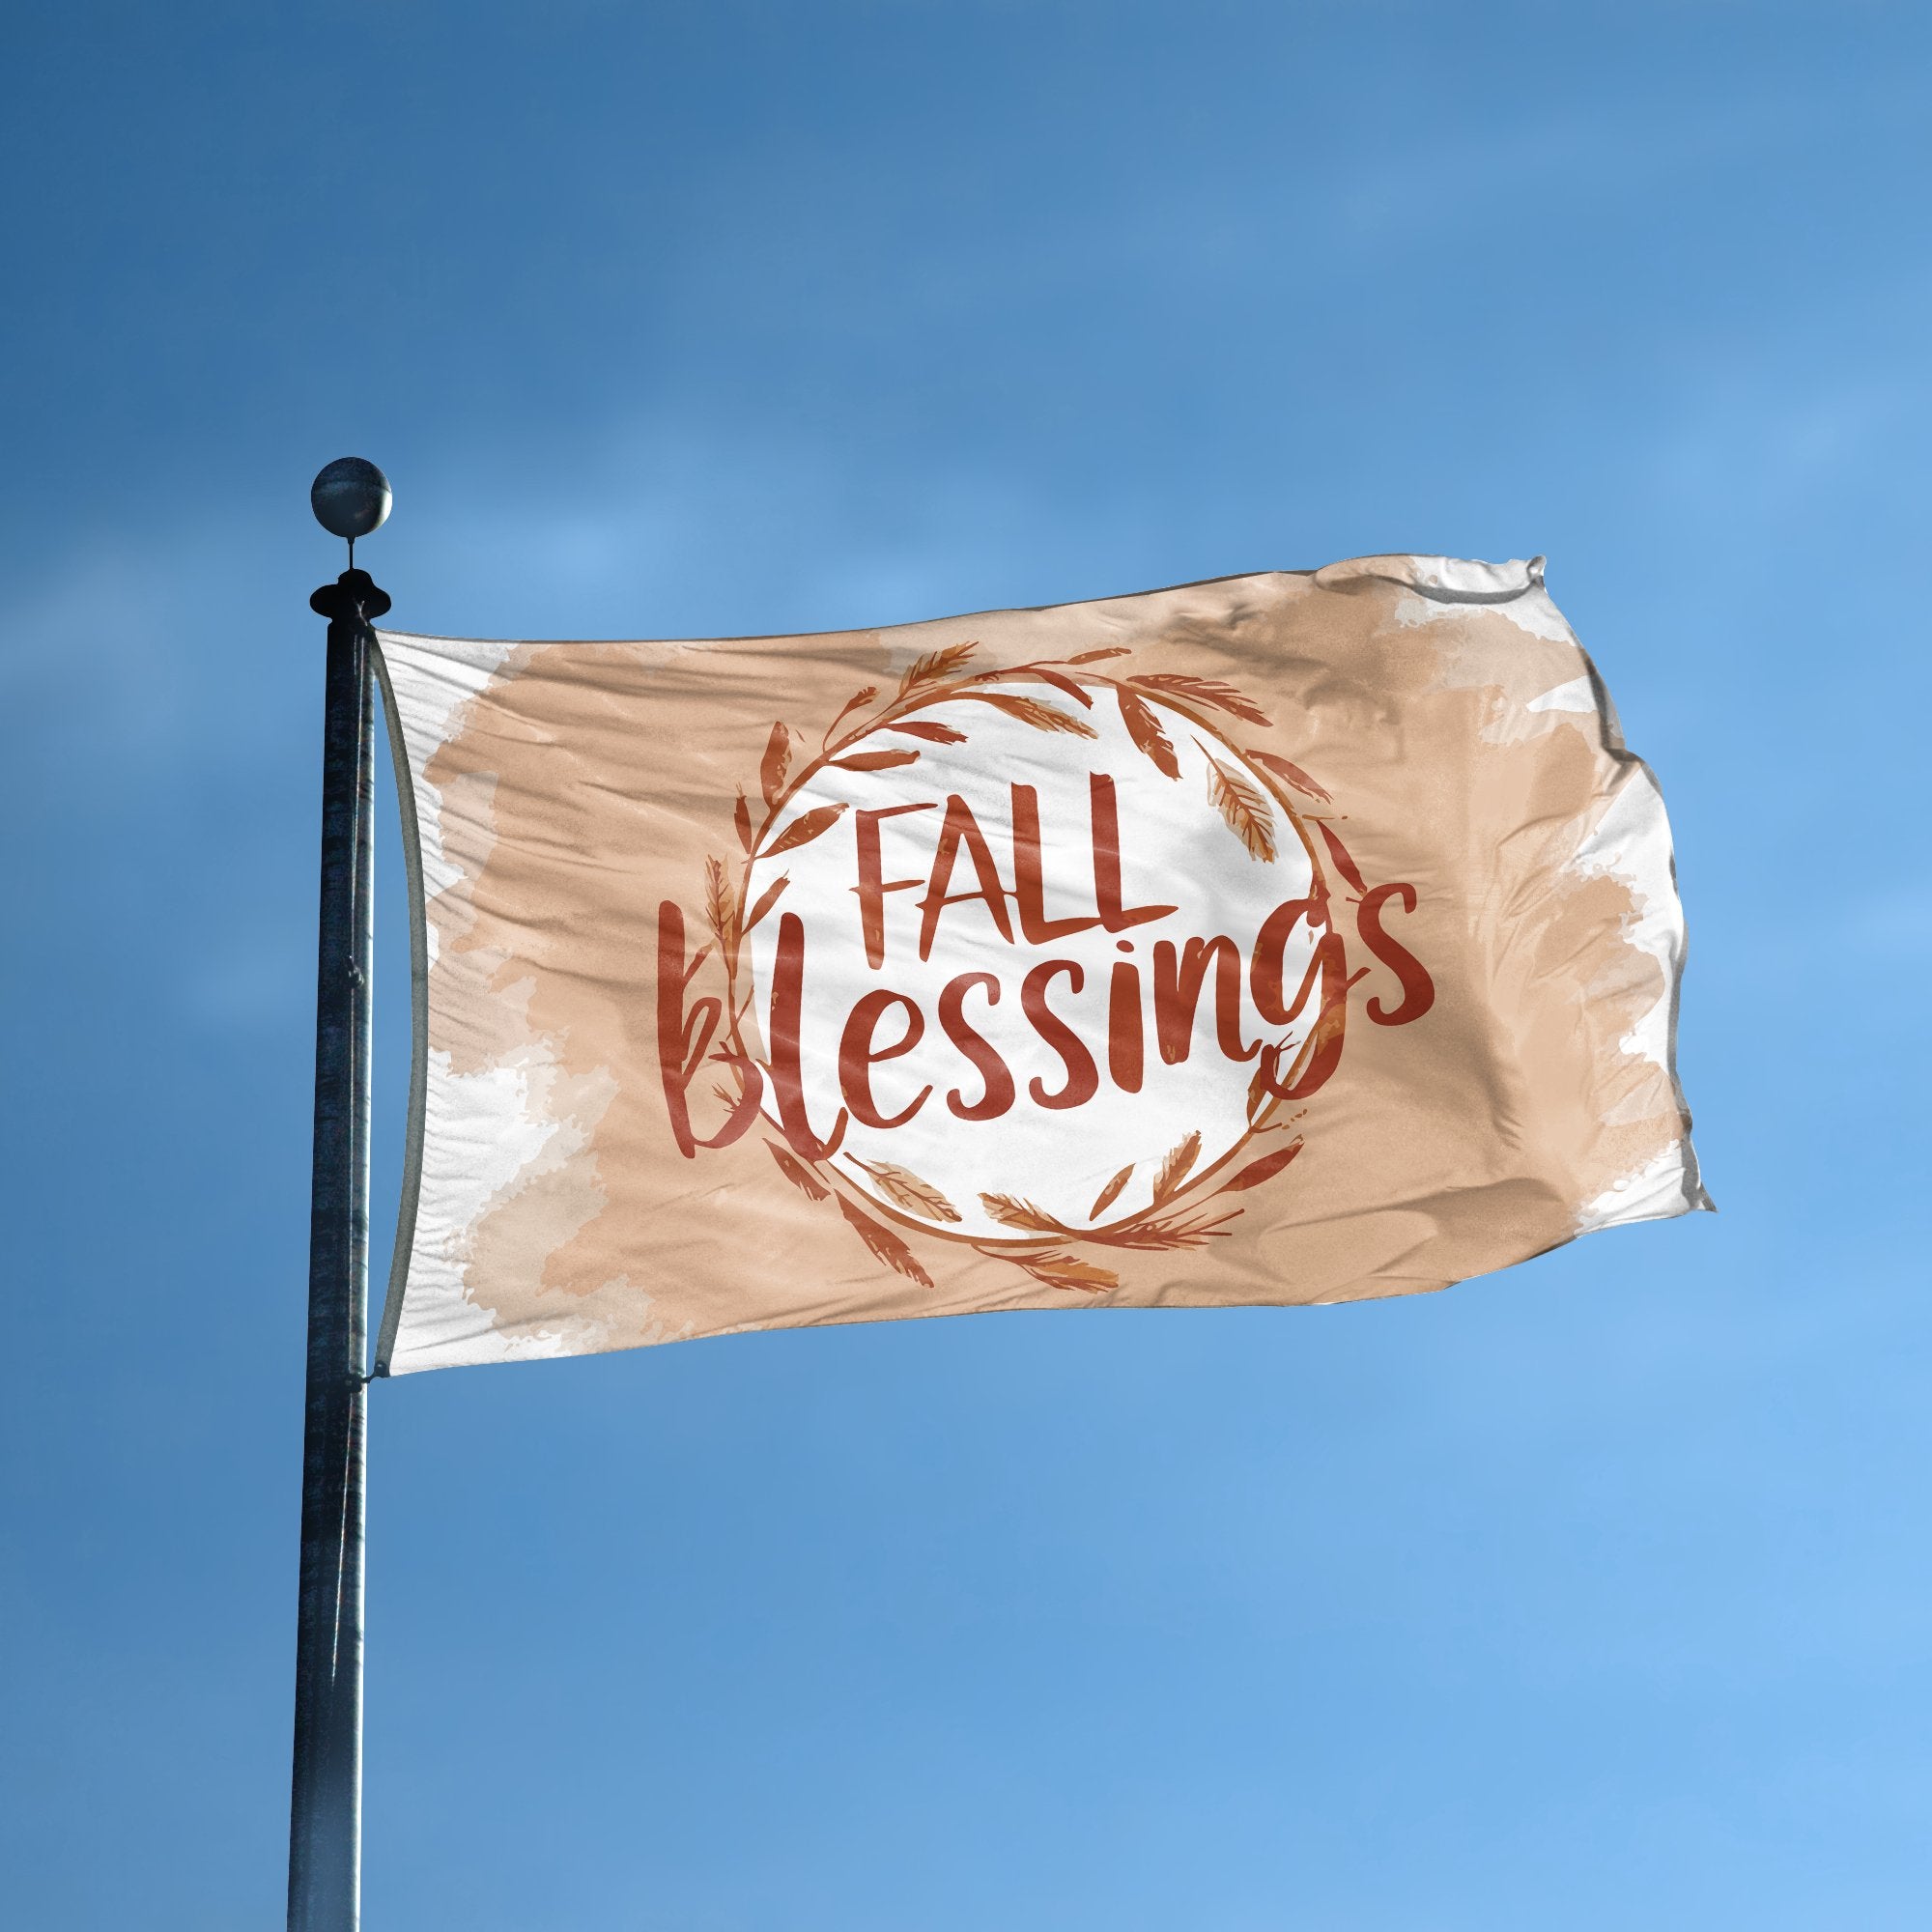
<box><xmin>370</xmin><ymin>640</ymin><xmax>431</xmax><ymax>1377</ymax></box>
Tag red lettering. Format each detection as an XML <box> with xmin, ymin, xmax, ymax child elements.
<box><xmin>1011</xmin><ymin>783</ymin><xmax>1101</xmax><ymax>944</ymax></box>
<box><xmin>1108</xmin><ymin>957</ymin><xmax>1144</xmax><ymax>1094</ymax></box>
<box><xmin>1022</xmin><ymin>959</ymin><xmax>1098</xmax><ymax>1109</ymax></box>
<box><xmin>1357</xmin><ymin>882</ymin><xmax>1435</xmax><ymax>1026</ymax></box>
<box><xmin>1249</xmin><ymin>894</ymin><xmax>1324</xmax><ymax>1023</ymax></box>
<box><xmin>838</xmin><ymin>989</ymin><xmax>931</xmax><ymax>1129</ymax></box>
<box><xmin>1251</xmin><ymin>895</ymin><xmax>1364</xmax><ymax>1102</ymax></box>
<box><xmin>767</xmin><ymin>912</ymin><xmax>847</xmax><ymax>1160</ymax></box>
<box><xmin>938</xmin><ymin>972</ymin><xmax>1015</xmax><ymax>1121</ymax></box>
<box><xmin>1152</xmin><ymin>935</ymin><xmax>1259</xmax><ymax>1065</ymax></box>
<box><xmin>1262</xmin><ymin>955</ymin><xmax>1350</xmax><ymax>1098</ymax></box>
<box><xmin>852</xmin><ymin>802</ymin><xmax>936</xmax><ymax>970</ymax></box>
<box><xmin>919</xmin><ymin>794</ymin><xmax>1015</xmax><ymax>961</ymax></box>
<box><xmin>655</xmin><ymin>901</ymin><xmax>763</xmax><ymax>1156</ymax></box>
<box><xmin>1091</xmin><ymin>773</ymin><xmax>1177</xmax><ymax>932</ymax></box>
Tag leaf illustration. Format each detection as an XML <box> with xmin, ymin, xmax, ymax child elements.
<box><xmin>979</xmin><ymin>1192</ymin><xmax>1070</xmax><ymax>1236</ymax></box>
<box><xmin>831</xmin><ymin>749</ymin><xmax>922</xmax><ymax>772</ymax></box>
<box><xmin>889</xmin><ymin>720</ymin><xmax>967</xmax><ymax>744</ymax></box>
<box><xmin>760</xmin><ymin>722</ymin><xmax>791</xmax><ymax>810</ymax></box>
<box><xmin>838</xmin><ymin>1194</ymin><xmax>935</xmax><ymax>1288</ymax></box>
<box><xmin>1117</xmin><ymin>687</ymin><xmax>1180</xmax><ymax>780</ymax></box>
<box><xmin>1245</xmin><ymin>748</ymin><xmax>1331</xmax><ymax>803</ymax></box>
<box><xmin>1316</xmin><ymin>821</ymin><xmax>1367</xmax><ymax>895</ymax></box>
<box><xmin>826</xmin><ymin>685</ymin><xmax>880</xmax><ymax>733</ymax></box>
<box><xmin>1151</xmin><ymin>1130</ymin><xmax>1202</xmax><ymax>1205</ymax></box>
<box><xmin>1205</xmin><ymin>753</ymin><xmax>1278</xmax><ymax>863</ymax></box>
<box><xmin>733</xmin><ymin>788</ymin><xmax>754</xmax><ymax>852</ymax></box>
<box><xmin>704</xmin><ymin>857</ymin><xmax>737</xmax><ymax>952</ymax></box>
<box><xmin>1130</xmin><ymin>673</ymin><xmax>1273</xmax><ymax>727</ymax></box>
<box><xmin>1088</xmin><ymin>1164</ymin><xmax>1135</xmax><ymax>1220</ymax></box>
<box><xmin>897</xmin><ymin>640</ymin><xmax>979</xmax><ymax>697</ymax></box>
<box><xmin>1220</xmin><ymin>1138</ymin><xmax>1306</xmax><ymax>1192</ymax></box>
<box><xmin>1247</xmin><ymin>1051</ymin><xmax>1281</xmax><ymax>1122</ymax></box>
<box><xmin>743</xmin><ymin>872</ymin><xmax>789</xmax><ymax>933</ymax></box>
<box><xmin>1092</xmin><ymin>1210</ymin><xmax>1240</xmax><ymax>1251</ymax></box>
<box><xmin>1016</xmin><ymin>666</ymin><xmax>1094</xmax><ymax>707</ymax></box>
<box><xmin>857</xmin><ymin>1159</ymin><xmax>962</xmax><ymax>1224</ymax></box>
<box><xmin>960</xmin><ymin>693</ymin><xmax>1098</xmax><ymax>738</ymax></box>
<box><xmin>766</xmin><ymin>1141</ymin><xmax>831</xmax><ymax>1203</ymax></box>
<box><xmin>1065</xmin><ymin>646</ymin><xmax>1131</xmax><ymax>664</ymax></box>
<box><xmin>767</xmin><ymin>803</ymin><xmax>849</xmax><ymax>855</ymax></box>
<box><xmin>1019</xmin><ymin>1253</ymin><xmax>1119</xmax><ymax>1294</ymax></box>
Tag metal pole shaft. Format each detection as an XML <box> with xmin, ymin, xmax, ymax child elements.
<box><xmin>289</xmin><ymin>570</ymin><xmax>384</xmax><ymax>1932</ymax></box>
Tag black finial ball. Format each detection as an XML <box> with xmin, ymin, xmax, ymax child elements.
<box><xmin>310</xmin><ymin>457</ymin><xmax>392</xmax><ymax>541</ymax></box>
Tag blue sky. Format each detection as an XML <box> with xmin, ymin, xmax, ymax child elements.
<box><xmin>3</xmin><ymin>3</ymin><xmax>1929</xmax><ymax>1926</ymax></box>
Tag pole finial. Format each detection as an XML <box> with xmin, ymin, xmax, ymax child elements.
<box><xmin>310</xmin><ymin>458</ymin><xmax>392</xmax><ymax>566</ymax></box>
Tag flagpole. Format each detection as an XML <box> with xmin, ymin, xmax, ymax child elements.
<box><xmin>290</xmin><ymin>461</ymin><xmax>391</xmax><ymax>1932</ymax></box>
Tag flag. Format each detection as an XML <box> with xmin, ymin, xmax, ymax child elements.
<box><xmin>371</xmin><ymin>554</ymin><xmax>1706</xmax><ymax>1375</ymax></box>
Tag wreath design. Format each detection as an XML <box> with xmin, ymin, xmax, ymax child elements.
<box><xmin>679</xmin><ymin>639</ymin><xmax>1370</xmax><ymax>1297</ymax></box>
